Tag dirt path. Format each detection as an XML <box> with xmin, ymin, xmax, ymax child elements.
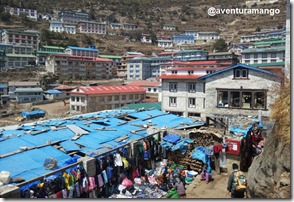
<box><xmin>186</xmin><ymin>173</ymin><xmax>231</xmax><ymax>198</ymax></box>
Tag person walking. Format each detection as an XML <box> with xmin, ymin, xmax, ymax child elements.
<box><xmin>200</xmin><ymin>164</ymin><xmax>212</xmax><ymax>184</ymax></box>
<box><xmin>227</xmin><ymin>163</ymin><xmax>246</xmax><ymax>198</ymax></box>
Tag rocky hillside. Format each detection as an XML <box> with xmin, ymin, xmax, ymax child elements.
<box><xmin>247</xmin><ymin>81</ymin><xmax>290</xmax><ymax>198</ymax></box>
<box><xmin>0</xmin><ymin>0</ymin><xmax>287</xmax><ymax>54</ymax></box>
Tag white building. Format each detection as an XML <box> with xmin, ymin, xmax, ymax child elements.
<box><xmin>160</xmin><ymin>64</ymin><xmax>281</xmax><ymax>117</ymax></box>
<box><xmin>240</xmin><ymin>29</ymin><xmax>286</xmax><ymax>43</ymax></box>
<box><xmin>49</xmin><ymin>21</ymin><xmax>76</xmax><ymax>34</ymax></box>
<box><xmin>65</xmin><ymin>46</ymin><xmax>99</xmax><ymax>57</ymax></box>
<box><xmin>157</xmin><ymin>36</ymin><xmax>173</xmax><ymax>48</ymax></box>
<box><xmin>197</xmin><ymin>32</ymin><xmax>220</xmax><ymax>42</ymax></box>
<box><xmin>162</xmin><ymin>25</ymin><xmax>176</xmax><ymax>31</ymax></box>
<box><xmin>141</xmin><ymin>34</ymin><xmax>152</xmax><ymax>43</ymax></box>
<box><xmin>241</xmin><ymin>46</ymin><xmax>285</xmax><ymax>65</ymax></box>
<box><xmin>5</xmin><ymin>6</ymin><xmax>38</xmax><ymax>20</ymax></box>
<box><xmin>45</xmin><ymin>54</ymin><xmax>112</xmax><ymax>80</ymax></box>
<box><xmin>78</xmin><ymin>21</ymin><xmax>107</xmax><ymax>34</ymax></box>
<box><xmin>69</xmin><ymin>85</ymin><xmax>146</xmax><ymax>114</ymax></box>
<box><xmin>8</xmin><ymin>81</ymin><xmax>43</xmax><ymax>103</ymax></box>
<box><xmin>58</xmin><ymin>10</ymin><xmax>90</xmax><ymax>24</ymax></box>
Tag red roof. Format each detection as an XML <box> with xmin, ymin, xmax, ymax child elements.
<box><xmin>49</xmin><ymin>54</ymin><xmax>112</xmax><ymax>62</ymax></box>
<box><xmin>159</xmin><ymin>74</ymin><xmax>203</xmax><ymax>79</ymax></box>
<box><xmin>54</xmin><ymin>85</ymin><xmax>75</xmax><ymax>90</ymax></box>
<box><xmin>167</xmin><ymin>67</ymin><xmax>225</xmax><ymax>71</ymax></box>
<box><xmin>157</xmin><ymin>52</ymin><xmax>176</xmax><ymax>56</ymax></box>
<box><xmin>123</xmin><ymin>54</ymin><xmax>145</xmax><ymax>59</ymax></box>
<box><xmin>128</xmin><ymin>80</ymin><xmax>160</xmax><ymax>87</ymax></box>
<box><xmin>70</xmin><ymin>85</ymin><xmax>146</xmax><ymax>95</ymax></box>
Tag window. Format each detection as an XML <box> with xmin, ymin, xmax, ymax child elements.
<box><xmin>244</xmin><ymin>60</ymin><xmax>250</xmax><ymax>64</ymax></box>
<box><xmin>122</xmin><ymin>95</ymin><xmax>126</xmax><ymax>100</ymax></box>
<box><xmin>217</xmin><ymin>89</ymin><xmax>266</xmax><ymax>110</ymax></box>
<box><xmin>129</xmin><ymin>94</ymin><xmax>133</xmax><ymax>99</ymax></box>
<box><xmin>81</xmin><ymin>97</ymin><xmax>85</xmax><ymax>103</ymax></box>
<box><xmin>253</xmin><ymin>60</ymin><xmax>258</xmax><ymax>64</ymax></box>
<box><xmin>203</xmin><ymin>98</ymin><xmax>205</xmax><ymax>109</ymax></box>
<box><xmin>203</xmin><ymin>83</ymin><xmax>205</xmax><ymax>93</ymax></box>
<box><xmin>188</xmin><ymin>98</ymin><xmax>196</xmax><ymax>108</ymax></box>
<box><xmin>253</xmin><ymin>92</ymin><xmax>266</xmax><ymax>109</ymax></box>
<box><xmin>188</xmin><ymin>83</ymin><xmax>196</xmax><ymax>93</ymax></box>
<box><xmin>271</xmin><ymin>59</ymin><xmax>276</xmax><ymax>63</ymax></box>
<box><xmin>171</xmin><ymin>70</ymin><xmax>177</xmax><ymax>74</ymax></box>
<box><xmin>271</xmin><ymin>53</ymin><xmax>276</xmax><ymax>58</ymax></box>
<box><xmin>242</xmin><ymin>92</ymin><xmax>252</xmax><ymax>108</ymax></box>
<box><xmin>253</xmin><ymin>53</ymin><xmax>258</xmax><ymax>58</ymax></box>
<box><xmin>188</xmin><ymin>70</ymin><xmax>194</xmax><ymax>75</ymax></box>
<box><xmin>262</xmin><ymin>60</ymin><xmax>267</xmax><ymax>63</ymax></box>
<box><xmin>230</xmin><ymin>91</ymin><xmax>241</xmax><ymax>107</ymax></box>
<box><xmin>107</xmin><ymin>96</ymin><xmax>112</xmax><ymax>101</ymax></box>
<box><xmin>153</xmin><ymin>88</ymin><xmax>157</xmax><ymax>92</ymax></box>
<box><xmin>148</xmin><ymin>88</ymin><xmax>152</xmax><ymax>92</ymax></box>
<box><xmin>262</xmin><ymin>53</ymin><xmax>267</xmax><ymax>58</ymax></box>
<box><xmin>188</xmin><ymin>112</ymin><xmax>201</xmax><ymax>117</ymax></box>
<box><xmin>169</xmin><ymin>83</ymin><xmax>177</xmax><ymax>92</ymax></box>
<box><xmin>234</xmin><ymin>69</ymin><xmax>248</xmax><ymax>79</ymax></box>
<box><xmin>71</xmin><ymin>96</ymin><xmax>75</xmax><ymax>101</ymax></box>
<box><xmin>218</xmin><ymin>91</ymin><xmax>229</xmax><ymax>107</ymax></box>
<box><xmin>76</xmin><ymin>97</ymin><xmax>80</xmax><ymax>102</ymax></box>
<box><xmin>169</xmin><ymin>97</ymin><xmax>177</xmax><ymax>107</ymax></box>
<box><xmin>245</xmin><ymin>54</ymin><xmax>250</xmax><ymax>59</ymax></box>
<box><xmin>114</xmin><ymin>95</ymin><xmax>119</xmax><ymax>101</ymax></box>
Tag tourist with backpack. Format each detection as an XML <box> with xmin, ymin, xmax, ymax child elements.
<box><xmin>227</xmin><ymin>163</ymin><xmax>247</xmax><ymax>198</ymax></box>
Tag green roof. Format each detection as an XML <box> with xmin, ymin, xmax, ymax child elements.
<box><xmin>179</xmin><ymin>50</ymin><xmax>205</xmax><ymax>53</ymax></box>
<box><xmin>254</xmin><ymin>40</ymin><xmax>285</xmax><ymax>46</ymax></box>
<box><xmin>117</xmin><ymin>102</ymin><xmax>162</xmax><ymax>110</ymax></box>
<box><xmin>99</xmin><ymin>55</ymin><xmax>122</xmax><ymax>59</ymax></box>
<box><xmin>251</xmin><ymin>61</ymin><xmax>285</xmax><ymax>67</ymax></box>
<box><xmin>209</xmin><ymin>52</ymin><xmax>232</xmax><ymax>55</ymax></box>
<box><xmin>41</xmin><ymin>45</ymin><xmax>65</xmax><ymax>50</ymax></box>
<box><xmin>6</xmin><ymin>54</ymin><xmax>36</xmax><ymax>58</ymax></box>
<box><xmin>14</xmin><ymin>88</ymin><xmax>43</xmax><ymax>93</ymax></box>
<box><xmin>242</xmin><ymin>46</ymin><xmax>285</xmax><ymax>53</ymax></box>
<box><xmin>36</xmin><ymin>51</ymin><xmax>65</xmax><ymax>54</ymax></box>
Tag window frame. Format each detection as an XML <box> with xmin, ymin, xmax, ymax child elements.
<box><xmin>169</xmin><ymin>97</ymin><xmax>177</xmax><ymax>107</ymax></box>
<box><xmin>188</xmin><ymin>98</ymin><xmax>196</xmax><ymax>108</ymax></box>
<box><xmin>216</xmin><ymin>88</ymin><xmax>267</xmax><ymax>110</ymax></box>
<box><xmin>234</xmin><ymin>68</ymin><xmax>249</xmax><ymax>79</ymax></box>
<box><xmin>188</xmin><ymin>83</ymin><xmax>196</xmax><ymax>93</ymax></box>
<box><xmin>169</xmin><ymin>82</ymin><xmax>177</xmax><ymax>92</ymax></box>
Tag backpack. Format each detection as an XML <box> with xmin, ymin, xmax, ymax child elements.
<box><xmin>232</xmin><ymin>171</ymin><xmax>247</xmax><ymax>192</ymax></box>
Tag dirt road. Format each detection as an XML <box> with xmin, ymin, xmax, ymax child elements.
<box><xmin>186</xmin><ymin>173</ymin><xmax>231</xmax><ymax>198</ymax></box>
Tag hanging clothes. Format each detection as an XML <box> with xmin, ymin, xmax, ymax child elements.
<box><xmin>114</xmin><ymin>153</ymin><xmax>123</xmax><ymax>167</ymax></box>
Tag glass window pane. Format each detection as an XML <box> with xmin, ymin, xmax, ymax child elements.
<box><xmin>254</xmin><ymin>92</ymin><xmax>266</xmax><ymax>109</ymax></box>
<box><xmin>242</xmin><ymin>92</ymin><xmax>252</xmax><ymax>109</ymax></box>
<box><xmin>218</xmin><ymin>91</ymin><xmax>228</xmax><ymax>107</ymax></box>
<box><xmin>230</xmin><ymin>91</ymin><xmax>240</xmax><ymax>107</ymax></box>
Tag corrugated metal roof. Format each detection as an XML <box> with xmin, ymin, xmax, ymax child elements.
<box><xmin>66</xmin><ymin>46</ymin><xmax>99</xmax><ymax>52</ymax></box>
<box><xmin>14</xmin><ymin>88</ymin><xmax>43</xmax><ymax>93</ymax></box>
<box><xmin>121</xmin><ymin>102</ymin><xmax>161</xmax><ymax>110</ymax></box>
<box><xmin>70</xmin><ymin>85</ymin><xmax>146</xmax><ymax>95</ymax></box>
<box><xmin>0</xmin><ymin>109</ymin><xmax>204</xmax><ymax>183</ymax></box>
<box><xmin>128</xmin><ymin>80</ymin><xmax>160</xmax><ymax>87</ymax></box>
<box><xmin>45</xmin><ymin>89</ymin><xmax>62</xmax><ymax>94</ymax></box>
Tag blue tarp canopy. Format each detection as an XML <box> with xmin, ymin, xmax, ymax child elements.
<box><xmin>163</xmin><ymin>134</ymin><xmax>181</xmax><ymax>144</ymax></box>
<box><xmin>22</xmin><ymin>110</ymin><xmax>45</xmax><ymax>119</ymax></box>
<box><xmin>45</xmin><ymin>89</ymin><xmax>62</xmax><ymax>94</ymax></box>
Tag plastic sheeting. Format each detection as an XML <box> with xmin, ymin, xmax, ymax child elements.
<box><xmin>191</xmin><ymin>146</ymin><xmax>207</xmax><ymax>164</ymax></box>
<box><xmin>60</xmin><ymin>140</ymin><xmax>80</xmax><ymax>152</ymax></box>
<box><xmin>0</xmin><ymin>146</ymin><xmax>72</xmax><ymax>181</ymax></box>
<box><xmin>162</xmin><ymin>134</ymin><xmax>181</xmax><ymax>144</ymax></box>
<box><xmin>21</xmin><ymin>110</ymin><xmax>45</xmax><ymax>119</ymax></box>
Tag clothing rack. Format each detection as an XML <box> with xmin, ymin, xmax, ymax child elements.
<box><xmin>16</xmin><ymin>130</ymin><xmax>161</xmax><ymax>188</ymax></box>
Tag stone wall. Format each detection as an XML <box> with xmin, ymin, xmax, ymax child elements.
<box><xmin>205</xmin><ymin>69</ymin><xmax>281</xmax><ymax>117</ymax></box>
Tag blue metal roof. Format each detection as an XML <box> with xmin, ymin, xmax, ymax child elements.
<box><xmin>0</xmin><ymin>84</ymin><xmax>7</xmax><ymax>88</ymax></box>
<box><xmin>197</xmin><ymin>63</ymin><xmax>281</xmax><ymax>80</ymax></box>
<box><xmin>67</xmin><ymin>46</ymin><xmax>99</xmax><ymax>52</ymax></box>
<box><xmin>0</xmin><ymin>109</ymin><xmax>204</xmax><ymax>183</ymax></box>
<box><xmin>45</xmin><ymin>89</ymin><xmax>62</xmax><ymax>94</ymax></box>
